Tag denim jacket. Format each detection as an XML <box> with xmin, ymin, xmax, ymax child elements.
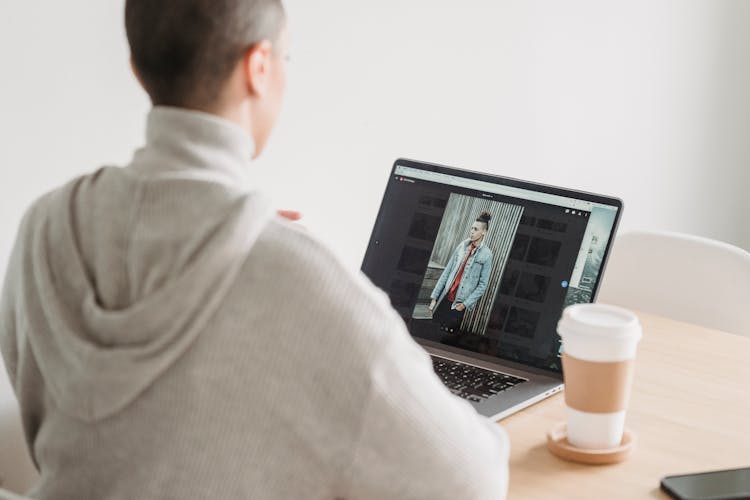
<box><xmin>430</xmin><ymin>238</ymin><xmax>493</xmax><ymax>311</ymax></box>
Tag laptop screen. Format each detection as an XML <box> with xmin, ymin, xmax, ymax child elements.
<box><xmin>361</xmin><ymin>159</ymin><xmax>622</xmax><ymax>374</ymax></box>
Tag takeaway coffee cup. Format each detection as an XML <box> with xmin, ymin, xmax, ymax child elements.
<box><xmin>557</xmin><ymin>303</ymin><xmax>642</xmax><ymax>450</ymax></box>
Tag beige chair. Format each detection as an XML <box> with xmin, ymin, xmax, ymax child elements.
<box><xmin>0</xmin><ymin>488</ymin><xmax>33</xmax><ymax>500</ymax></box>
<box><xmin>0</xmin><ymin>358</ymin><xmax>38</xmax><ymax>496</ymax></box>
<box><xmin>598</xmin><ymin>230</ymin><xmax>750</xmax><ymax>336</ymax></box>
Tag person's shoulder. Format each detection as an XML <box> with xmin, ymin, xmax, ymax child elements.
<box><xmin>256</xmin><ymin>217</ymin><xmax>350</xmax><ymax>274</ymax></box>
<box><xmin>240</xmin><ymin>217</ymin><xmax>406</xmax><ymax>366</ymax></box>
<box><xmin>16</xmin><ymin>166</ymin><xmax>123</xmax><ymax>244</ymax></box>
<box><xmin>250</xmin><ymin>217</ymin><xmax>398</xmax><ymax>327</ymax></box>
<box><xmin>18</xmin><ymin>177</ymin><xmax>76</xmax><ymax>232</ymax></box>
<box><xmin>24</xmin><ymin>167</ymin><xmax>116</xmax><ymax>215</ymax></box>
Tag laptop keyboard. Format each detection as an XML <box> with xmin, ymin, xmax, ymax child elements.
<box><xmin>431</xmin><ymin>356</ymin><xmax>527</xmax><ymax>403</ymax></box>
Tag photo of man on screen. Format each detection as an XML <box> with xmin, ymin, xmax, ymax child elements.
<box><xmin>429</xmin><ymin>211</ymin><xmax>494</xmax><ymax>333</ymax></box>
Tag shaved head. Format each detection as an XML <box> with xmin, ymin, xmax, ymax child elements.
<box><xmin>125</xmin><ymin>0</ymin><xmax>286</xmax><ymax>107</ymax></box>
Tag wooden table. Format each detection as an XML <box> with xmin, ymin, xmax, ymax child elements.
<box><xmin>499</xmin><ymin>312</ymin><xmax>750</xmax><ymax>499</ymax></box>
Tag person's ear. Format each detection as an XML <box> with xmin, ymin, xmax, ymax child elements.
<box><xmin>243</xmin><ymin>40</ymin><xmax>273</xmax><ymax>97</ymax></box>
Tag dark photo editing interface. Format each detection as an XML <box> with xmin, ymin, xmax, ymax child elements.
<box><xmin>362</xmin><ymin>165</ymin><xmax>619</xmax><ymax>373</ymax></box>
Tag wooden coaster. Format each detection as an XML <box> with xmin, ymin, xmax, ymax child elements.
<box><xmin>546</xmin><ymin>422</ymin><xmax>635</xmax><ymax>465</ymax></box>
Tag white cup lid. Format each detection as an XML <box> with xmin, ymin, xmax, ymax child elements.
<box><xmin>558</xmin><ymin>303</ymin><xmax>642</xmax><ymax>341</ymax></box>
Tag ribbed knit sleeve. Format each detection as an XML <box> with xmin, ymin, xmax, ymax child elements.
<box><xmin>341</xmin><ymin>307</ymin><xmax>510</xmax><ymax>500</ymax></box>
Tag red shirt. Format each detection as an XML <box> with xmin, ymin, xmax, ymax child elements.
<box><xmin>447</xmin><ymin>243</ymin><xmax>476</xmax><ymax>303</ymax></box>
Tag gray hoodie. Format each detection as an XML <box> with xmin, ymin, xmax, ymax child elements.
<box><xmin>0</xmin><ymin>107</ymin><xmax>509</xmax><ymax>499</ymax></box>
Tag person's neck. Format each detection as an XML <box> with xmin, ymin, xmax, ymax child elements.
<box><xmin>180</xmin><ymin>97</ymin><xmax>257</xmax><ymax>153</ymax></box>
<box><xmin>212</xmin><ymin>100</ymin><xmax>253</xmax><ymax>137</ymax></box>
<box><xmin>138</xmin><ymin>106</ymin><xmax>256</xmax><ymax>186</ymax></box>
<box><xmin>473</xmin><ymin>237</ymin><xmax>483</xmax><ymax>247</ymax></box>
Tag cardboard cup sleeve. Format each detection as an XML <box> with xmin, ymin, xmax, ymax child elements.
<box><xmin>562</xmin><ymin>353</ymin><xmax>635</xmax><ymax>414</ymax></box>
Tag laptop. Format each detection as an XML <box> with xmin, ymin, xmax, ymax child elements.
<box><xmin>361</xmin><ymin>158</ymin><xmax>623</xmax><ymax>420</ymax></box>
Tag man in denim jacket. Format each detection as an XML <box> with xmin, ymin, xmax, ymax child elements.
<box><xmin>429</xmin><ymin>211</ymin><xmax>494</xmax><ymax>333</ymax></box>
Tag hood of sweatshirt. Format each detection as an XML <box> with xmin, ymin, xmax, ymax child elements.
<box><xmin>14</xmin><ymin>107</ymin><xmax>275</xmax><ymax>422</ymax></box>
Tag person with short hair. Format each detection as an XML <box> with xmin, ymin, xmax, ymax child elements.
<box><xmin>0</xmin><ymin>2</ymin><xmax>510</xmax><ymax>498</ymax></box>
<box><xmin>430</xmin><ymin>211</ymin><xmax>494</xmax><ymax>333</ymax></box>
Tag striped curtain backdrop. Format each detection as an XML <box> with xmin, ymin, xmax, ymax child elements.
<box><xmin>429</xmin><ymin>193</ymin><xmax>523</xmax><ymax>336</ymax></box>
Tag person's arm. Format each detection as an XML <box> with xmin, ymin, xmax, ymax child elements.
<box><xmin>0</xmin><ymin>213</ymin><xmax>29</xmax><ymax>387</ymax></box>
<box><xmin>341</xmin><ymin>313</ymin><xmax>510</xmax><ymax>500</ymax></box>
<box><xmin>463</xmin><ymin>254</ymin><xmax>493</xmax><ymax>311</ymax></box>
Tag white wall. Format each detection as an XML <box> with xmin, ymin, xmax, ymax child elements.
<box><xmin>1</xmin><ymin>0</ymin><xmax>749</xmax><ymax>280</ymax></box>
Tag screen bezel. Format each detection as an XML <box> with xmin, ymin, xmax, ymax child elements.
<box><xmin>361</xmin><ymin>157</ymin><xmax>625</xmax><ymax>375</ymax></box>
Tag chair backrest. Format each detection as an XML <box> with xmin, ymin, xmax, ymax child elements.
<box><xmin>597</xmin><ymin>230</ymin><xmax>750</xmax><ymax>336</ymax></box>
